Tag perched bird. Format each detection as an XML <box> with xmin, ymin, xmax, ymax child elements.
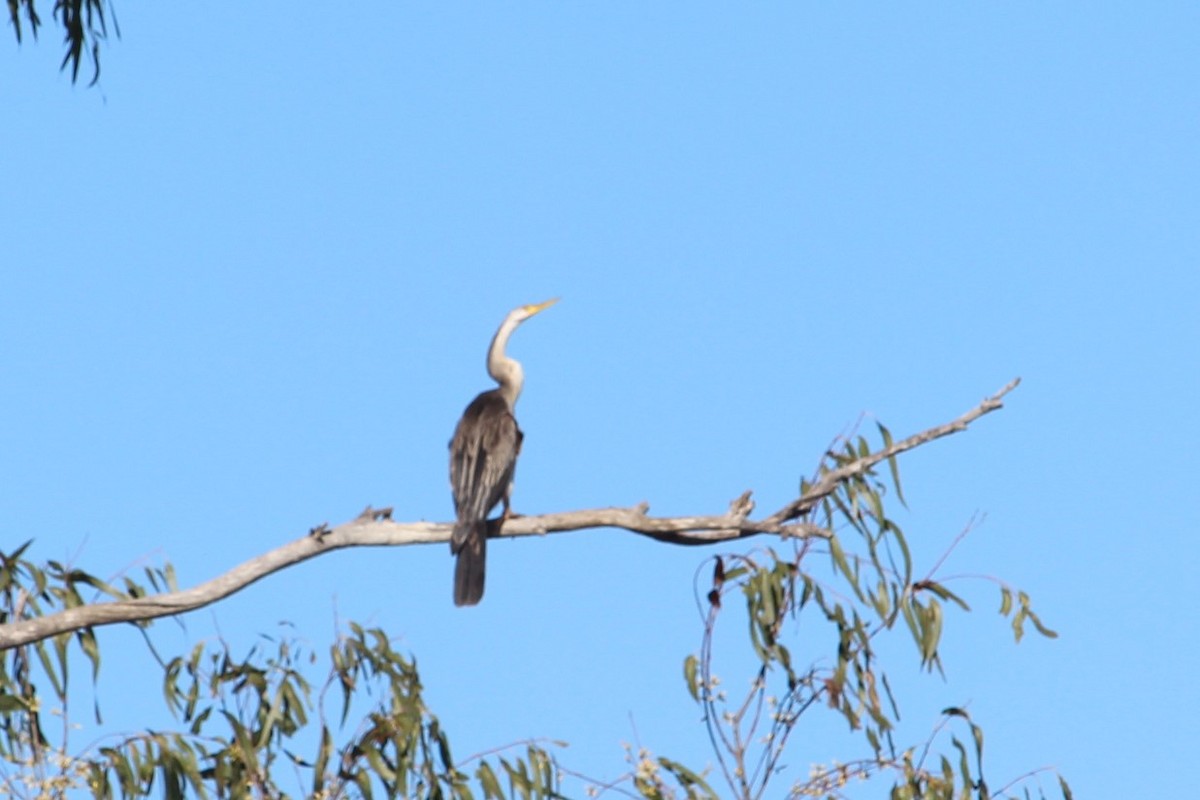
<box><xmin>449</xmin><ymin>299</ymin><xmax>557</xmax><ymax>606</ymax></box>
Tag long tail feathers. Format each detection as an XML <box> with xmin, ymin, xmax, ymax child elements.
<box><xmin>452</xmin><ymin>521</ymin><xmax>486</xmax><ymax>606</ymax></box>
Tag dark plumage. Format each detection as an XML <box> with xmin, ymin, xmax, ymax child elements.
<box><xmin>449</xmin><ymin>390</ymin><xmax>523</xmax><ymax>605</ymax></box>
<box><xmin>448</xmin><ymin>299</ymin><xmax>556</xmax><ymax>606</ymax></box>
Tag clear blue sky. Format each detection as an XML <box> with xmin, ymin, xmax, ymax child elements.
<box><xmin>3</xmin><ymin>3</ymin><xmax>1197</xmax><ymax>796</ymax></box>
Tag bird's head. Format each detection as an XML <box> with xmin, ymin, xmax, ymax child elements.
<box><xmin>515</xmin><ymin>297</ymin><xmax>559</xmax><ymax>323</ymax></box>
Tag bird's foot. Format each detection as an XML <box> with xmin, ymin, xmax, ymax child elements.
<box><xmin>484</xmin><ymin>509</ymin><xmax>525</xmax><ymax>539</ymax></box>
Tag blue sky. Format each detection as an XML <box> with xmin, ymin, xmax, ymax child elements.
<box><xmin>3</xmin><ymin>2</ymin><xmax>1197</xmax><ymax>796</ymax></box>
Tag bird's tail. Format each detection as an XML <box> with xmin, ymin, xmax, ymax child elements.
<box><xmin>452</xmin><ymin>521</ymin><xmax>487</xmax><ymax>606</ymax></box>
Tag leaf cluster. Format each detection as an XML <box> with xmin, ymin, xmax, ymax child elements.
<box><xmin>7</xmin><ymin>0</ymin><xmax>116</xmax><ymax>85</ymax></box>
<box><xmin>0</xmin><ymin>541</ymin><xmax>174</xmax><ymax>751</ymax></box>
<box><xmin>680</xmin><ymin>424</ymin><xmax>1068</xmax><ymax>800</ymax></box>
<box><xmin>0</xmin><ymin>545</ymin><xmax>563</xmax><ymax>799</ymax></box>
<box><xmin>0</xmin><ymin>400</ymin><xmax>1069</xmax><ymax>800</ymax></box>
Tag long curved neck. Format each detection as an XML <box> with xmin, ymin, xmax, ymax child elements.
<box><xmin>487</xmin><ymin>312</ymin><xmax>525</xmax><ymax>407</ymax></box>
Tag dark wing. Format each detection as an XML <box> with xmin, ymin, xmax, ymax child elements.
<box><xmin>449</xmin><ymin>389</ymin><xmax>522</xmax><ymax>543</ymax></box>
<box><xmin>448</xmin><ymin>389</ymin><xmax>522</xmax><ymax>606</ymax></box>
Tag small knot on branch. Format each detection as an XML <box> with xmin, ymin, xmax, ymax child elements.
<box><xmin>355</xmin><ymin>505</ymin><xmax>394</xmax><ymax>523</ymax></box>
<box><xmin>727</xmin><ymin>491</ymin><xmax>755</xmax><ymax>519</ymax></box>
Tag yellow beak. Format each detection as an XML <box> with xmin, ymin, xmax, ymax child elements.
<box><xmin>525</xmin><ymin>297</ymin><xmax>559</xmax><ymax>316</ymax></box>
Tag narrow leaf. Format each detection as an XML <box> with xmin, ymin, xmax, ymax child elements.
<box><xmin>878</xmin><ymin>422</ymin><xmax>907</xmax><ymax>506</ymax></box>
<box><xmin>683</xmin><ymin>654</ymin><xmax>700</xmax><ymax>702</ymax></box>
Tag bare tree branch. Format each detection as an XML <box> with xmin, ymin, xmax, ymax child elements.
<box><xmin>0</xmin><ymin>379</ymin><xmax>1018</xmax><ymax>651</ymax></box>
<box><xmin>765</xmin><ymin>377</ymin><xmax>1021</xmax><ymax>525</ymax></box>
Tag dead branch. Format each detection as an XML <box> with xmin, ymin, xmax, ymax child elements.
<box><xmin>765</xmin><ymin>377</ymin><xmax>1020</xmax><ymax>525</ymax></box>
<box><xmin>0</xmin><ymin>380</ymin><xmax>1018</xmax><ymax>651</ymax></box>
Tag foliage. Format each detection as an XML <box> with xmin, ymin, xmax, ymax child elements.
<box><xmin>0</xmin><ymin>547</ymin><xmax>565</xmax><ymax>798</ymax></box>
<box><xmin>679</xmin><ymin>424</ymin><xmax>1066</xmax><ymax>800</ymax></box>
<box><xmin>7</xmin><ymin>0</ymin><xmax>116</xmax><ymax>85</ymax></box>
<box><xmin>0</xmin><ymin>419</ymin><xmax>1069</xmax><ymax>799</ymax></box>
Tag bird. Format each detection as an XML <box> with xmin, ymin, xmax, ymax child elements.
<box><xmin>449</xmin><ymin>298</ymin><xmax>557</xmax><ymax>606</ymax></box>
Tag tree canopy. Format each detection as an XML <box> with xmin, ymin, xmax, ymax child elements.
<box><xmin>0</xmin><ymin>380</ymin><xmax>1070</xmax><ymax>799</ymax></box>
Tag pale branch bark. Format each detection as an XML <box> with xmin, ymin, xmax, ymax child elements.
<box><xmin>0</xmin><ymin>379</ymin><xmax>1019</xmax><ymax>651</ymax></box>
<box><xmin>765</xmin><ymin>377</ymin><xmax>1021</xmax><ymax>525</ymax></box>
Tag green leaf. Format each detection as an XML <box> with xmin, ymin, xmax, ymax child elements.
<box><xmin>892</xmin><ymin>524</ymin><xmax>913</xmax><ymax>588</ymax></box>
<box><xmin>478</xmin><ymin>761</ymin><xmax>503</xmax><ymax>799</ymax></box>
<box><xmin>951</xmin><ymin>736</ymin><xmax>971</xmax><ymax>787</ymax></box>
<box><xmin>313</xmin><ymin>727</ymin><xmax>332</xmax><ymax>795</ymax></box>
<box><xmin>870</xmin><ymin>578</ymin><xmax>891</xmax><ymax>619</ymax></box>
<box><xmin>900</xmin><ymin>596</ymin><xmax>921</xmax><ymax>644</ymax></box>
<box><xmin>435</xmin><ymin>721</ymin><xmax>454</xmax><ymax>771</ymax></box>
<box><xmin>920</xmin><ymin>581</ymin><xmax>971</xmax><ymax>612</ymax></box>
<box><xmin>78</xmin><ymin>627</ymin><xmax>102</xmax><ymax>682</ymax></box>
<box><xmin>723</xmin><ymin>565</ymin><xmax>749</xmax><ymax>582</ymax></box>
<box><xmin>829</xmin><ymin>535</ymin><xmax>854</xmax><ymax>585</ymax></box>
<box><xmin>36</xmin><ymin>637</ymin><xmax>66</xmax><ymax>696</ymax></box>
<box><xmin>659</xmin><ymin>757</ymin><xmax>719</xmax><ymax>798</ymax></box>
<box><xmin>921</xmin><ymin>600</ymin><xmax>943</xmax><ymax>669</ymax></box>
<box><xmin>878</xmin><ymin>422</ymin><xmax>907</xmax><ymax>507</ymax></box>
<box><xmin>1024</xmin><ymin>608</ymin><xmax>1059</xmax><ymax>639</ymax></box>
<box><xmin>352</xmin><ymin>768</ymin><xmax>373</xmax><ymax>800</ymax></box>
<box><xmin>0</xmin><ymin>694</ymin><xmax>30</xmax><ymax>712</ymax></box>
<box><xmin>503</xmin><ymin>756</ymin><xmax>533</xmax><ymax>800</ymax></box>
<box><xmin>363</xmin><ymin>742</ymin><xmax>397</xmax><ymax>782</ymax></box>
<box><xmin>683</xmin><ymin>654</ymin><xmax>700</xmax><ymax>702</ymax></box>
<box><xmin>5</xmin><ymin>540</ymin><xmax>33</xmax><ymax>563</ymax></box>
